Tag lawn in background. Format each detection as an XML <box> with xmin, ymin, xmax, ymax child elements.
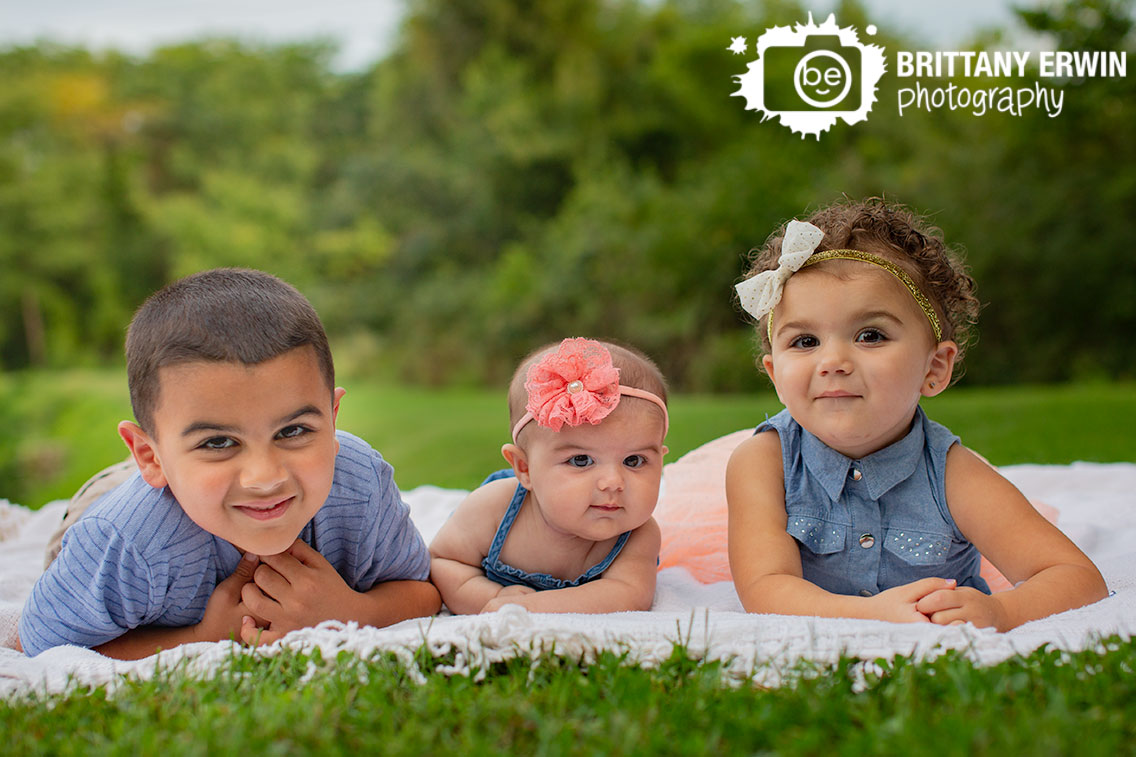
<box><xmin>2</xmin><ymin>370</ymin><xmax>1133</xmax><ymax>507</ymax></box>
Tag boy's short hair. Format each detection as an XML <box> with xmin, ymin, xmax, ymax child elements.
<box><xmin>742</xmin><ymin>197</ymin><xmax>981</xmax><ymax>365</ymax></box>
<box><xmin>126</xmin><ymin>268</ymin><xmax>334</xmax><ymax>433</ymax></box>
<box><xmin>507</xmin><ymin>340</ymin><xmax>669</xmax><ymax>441</ymax></box>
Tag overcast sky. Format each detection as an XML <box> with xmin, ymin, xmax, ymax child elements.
<box><xmin>0</xmin><ymin>0</ymin><xmax>403</xmax><ymax>70</ymax></box>
<box><xmin>0</xmin><ymin>1</ymin><xmax>1037</xmax><ymax>71</ymax></box>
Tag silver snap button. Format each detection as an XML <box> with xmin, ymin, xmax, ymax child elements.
<box><xmin>850</xmin><ymin>467</ymin><xmax>862</xmax><ymax>481</ymax></box>
<box><xmin>858</xmin><ymin>533</ymin><xmax>875</xmax><ymax>549</ymax></box>
<box><xmin>859</xmin><ymin>589</ymin><xmax>874</xmax><ymax>597</ymax></box>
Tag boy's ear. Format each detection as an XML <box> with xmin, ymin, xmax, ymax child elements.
<box><xmin>331</xmin><ymin>387</ymin><xmax>346</xmax><ymax>424</ymax></box>
<box><xmin>118</xmin><ymin>421</ymin><xmax>168</xmax><ymax>489</ymax></box>
<box><xmin>922</xmin><ymin>341</ymin><xmax>959</xmax><ymax>397</ymax></box>
<box><xmin>330</xmin><ymin>387</ymin><xmax>347</xmax><ymax>456</ymax></box>
<box><xmin>501</xmin><ymin>443</ymin><xmax>532</xmax><ymax>489</ymax></box>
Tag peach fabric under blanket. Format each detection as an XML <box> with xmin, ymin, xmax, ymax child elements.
<box><xmin>656</xmin><ymin>430</ymin><xmax>1058</xmax><ymax>592</ymax></box>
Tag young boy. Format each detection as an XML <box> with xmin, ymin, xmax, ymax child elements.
<box><xmin>19</xmin><ymin>268</ymin><xmax>439</xmax><ymax>659</ymax></box>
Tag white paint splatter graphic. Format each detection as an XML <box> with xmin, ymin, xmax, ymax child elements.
<box><xmin>733</xmin><ymin>14</ymin><xmax>886</xmax><ymax>139</ymax></box>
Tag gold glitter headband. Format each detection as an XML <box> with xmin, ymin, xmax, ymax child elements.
<box><xmin>765</xmin><ymin>249</ymin><xmax>943</xmax><ymax>345</ymax></box>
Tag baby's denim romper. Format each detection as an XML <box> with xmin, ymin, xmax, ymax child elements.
<box><xmin>479</xmin><ymin>470</ymin><xmax>631</xmax><ymax>590</ymax></box>
<box><xmin>757</xmin><ymin>407</ymin><xmax>990</xmax><ymax>597</ymax></box>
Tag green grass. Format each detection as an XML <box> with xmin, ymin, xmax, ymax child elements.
<box><xmin>2</xmin><ymin>372</ymin><xmax>1134</xmax><ymax>752</ymax></box>
<box><xmin>2</xmin><ymin>370</ymin><xmax>1133</xmax><ymax>507</ymax></box>
<box><xmin>3</xmin><ymin>640</ymin><xmax>1135</xmax><ymax>755</ymax></box>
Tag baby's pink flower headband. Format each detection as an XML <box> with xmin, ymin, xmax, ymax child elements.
<box><xmin>511</xmin><ymin>337</ymin><xmax>669</xmax><ymax>443</ymax></box>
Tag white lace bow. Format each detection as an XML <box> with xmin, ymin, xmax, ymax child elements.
<box><xmin>735</xmin><ymin>220</ymin><xmax>824</xmax><ymax>320</ymax></box>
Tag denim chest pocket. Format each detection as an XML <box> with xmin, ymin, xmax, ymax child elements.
<box><xmin>787</xmin><ymin>515</ymin><xmax>847</xmax><ymax>555</ymax></box>
<box><xmin>882</xmin><ymin>526</ymin><xmax>951</xmax><ymax>566</ymax></box>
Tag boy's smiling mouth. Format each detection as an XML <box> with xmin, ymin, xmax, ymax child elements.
<box><xmin>816</xmin><ymin>390</ymin><xmax>860</xmax><ymax>399</ymax></box>
<box><xmin>234</xmin><ymin>496</ymin><xmax>294</xmax><ymax>521</ymax></box>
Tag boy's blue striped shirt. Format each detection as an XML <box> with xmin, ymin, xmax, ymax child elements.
<box><xmin>19</xmin><ymin>431</ymin><xmax>430</xmax><ymax>656</ymax></box>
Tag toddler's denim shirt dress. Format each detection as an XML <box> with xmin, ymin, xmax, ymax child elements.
<box><xmin>757</xmin><ymin>407</ymin><xmax>990</xmax><ymax>597</ymax></box>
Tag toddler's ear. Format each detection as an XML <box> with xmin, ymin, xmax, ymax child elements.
<box><xmin>761</xmin><ymin>354</ymin><xmax>786</xmax><ymax>404</ymax></box>
<box><xmin>501</xmin><ymin>443</ymin><xmax>532</xmax><ymax>488</ymax></box>
<box><xmin>118</xmin><ymin>421</ymin><xmax>168</xmax><ymax>489</ymax></box>
<box><xmin>922</xmin><ymin>341</ymin><xmax>959</xmax><ymax>397</ymax></box>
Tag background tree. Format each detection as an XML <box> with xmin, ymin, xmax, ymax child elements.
<box><xmin>0</xmin><ymin>0</ymin><xmax>1131</xmax><ymax>388</ymax></box>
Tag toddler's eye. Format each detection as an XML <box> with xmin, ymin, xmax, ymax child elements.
<box><xmin>277</xmin><ymin>424</ymin><xmax>310</xmax><ymax>440</ymax></box>
<box><xmin>200</xmin><ymin>437</ymin><xmax>235</xmax><ymax>451</ymax></box>
<box><xmin>623</xmin><ymin>454</ymin><xmax>647</xmax><ymax>469</ymax></box>
<box><xmin>788</xmin><ymin>334</ymin><xmax>819</xmax><ymax>349</ymax></box>
<box><xmin>856</xmin><ymin>328</ymin><xmax>886</xmax><ymax>344</ymax></box>
<box><xmin>568</xmin><ymin>454</ymin><xmax>594</xmax><ymax>468</ymax></box>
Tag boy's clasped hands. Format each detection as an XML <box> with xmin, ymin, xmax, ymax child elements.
<box><xmin>202</xmin><ymin>541</ymin><xmax>369</xmax><ymax>647</ymax></box>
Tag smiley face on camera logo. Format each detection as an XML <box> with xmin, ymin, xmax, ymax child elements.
<box><xmin>732</xmin><ymin>14</ymin><xmax>886</xmax><ymax>139</ymax></box>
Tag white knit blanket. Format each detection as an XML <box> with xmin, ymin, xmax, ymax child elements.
<box><xmin>2</xmin><ymin>462</ymin><xmax>1134</xmax><ymax>696</ymax></box>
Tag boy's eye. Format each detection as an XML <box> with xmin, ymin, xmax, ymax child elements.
<box><xmin>788</xmin><ymin>334</ymin><xmax>819</xmax><ymax>349</ymax></box>
<box><xmin>856</xmin><ymin>328</ymin><xmax>886</xmax><ymax>344</ymax></box>
<box><xmin>200</xmin><ymin>437</ymin><xmax>235</xmax><ymax>451</ymax></box>
<box><xmin>623</xmin><ymin>454</ymin><xmax>647</xmax><ymax>469</ymax></box>
<box><xmin>277</xmin><ymin>424</ymin><xmax>311</xmax><ymax>440</ymax></box>
<box><xmin>567</xmin><ymin>454</ymin><xmax>594</xmax><ymax>468</ymax></box>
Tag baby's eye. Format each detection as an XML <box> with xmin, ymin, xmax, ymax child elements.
<box><xmin>200</xmin><ymin>436</ymin><xmax>236</xmax><ymax>451</ymax></box>
<box><xmin>277</xmin><ymin>424</ymin><xmax>311</xmax><ymax>440</ymax></box>
<box><xmin>567</xmin><ymin>454</ymin><xmax>594</xmax><ymax>468</ymax></box>
<box><xmin>788</xmin><ymin>334</ymin><xmax>819</xmax><ymax>349</ymax></box>
<box><xmin>623</xmin><ymin>454</ymin><xmax>647</xmax><ymax>469</ymax></box>
<box><xmin>856</xmin><ymin>328</ymin><xmax>887</xmax><ymax>344</ymax></box>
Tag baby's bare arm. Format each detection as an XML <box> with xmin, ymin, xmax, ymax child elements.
<box><xmin>429</xmin><ymin>480</ymin><xmax>516</xmax><ymax>614</ymax></box>
<box><xmin>429</xmin><ymin>556</ymin><xmax>520</xmax><ymax>614</ymax></box>
<box><xmin>480</xmin><ymin>519</ymin><xmax>661</xmax><ymax>614</ymax></box>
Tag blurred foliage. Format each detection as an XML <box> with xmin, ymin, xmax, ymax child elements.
<box><xmin>0</xmin><ymin>0</ymin><xmax>1133</xmax><ymax>391</ymax></box>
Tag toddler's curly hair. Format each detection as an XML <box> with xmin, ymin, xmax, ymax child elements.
<box><xmin>741</xmin><ymin>197</ymin><xmax>981</xmax><ymax>368</ymax></box>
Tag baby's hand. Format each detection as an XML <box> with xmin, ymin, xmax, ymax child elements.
<box><xmin>239</xmin><ymin>539</ymin><xmax>356</xmax><ymax>645</ymax></box>
<box><xmin>481</xmin><ymin>585</ymin><xmax>536</xmax><ymax>614</ymax></box>
<box><xmin>916</xmin><ymin>586</ymin><xmax>1009</xmax><ymax>630</ymax></box>
<box><xmin>867</xmin><ymin>578</ymin><xmax>958</xmax><ymax>624</ymax></box>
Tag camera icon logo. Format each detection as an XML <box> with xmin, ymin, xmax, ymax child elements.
<box><xmin>733</xmin><ymin>14</ymin><xmax>886</xmax><ymax>138</ymax></box>
<box><xmin>779</xmin><ymin>39</ymin><xmax>859</xmax><ymax>110</ymax></box>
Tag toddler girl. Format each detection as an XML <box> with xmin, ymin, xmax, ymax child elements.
<box><xmin>430</xmin><ymin>338</ymin><xmax>668</xmax><ymax>614</ymax></box>
<box><xmin>727</xmin><ymin>199</ymin><xmax>1107</xmax><ymax>630</ymax></box>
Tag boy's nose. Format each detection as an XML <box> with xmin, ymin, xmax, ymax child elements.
<box><xmin>241</xmin><ymin>448</ymin><xmax>287</xmax><ymax>492</ymax></box>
